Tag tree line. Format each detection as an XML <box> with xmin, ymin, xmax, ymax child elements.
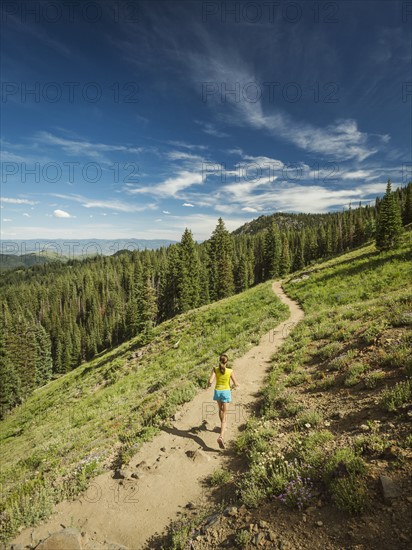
<box><xmin>0</xmin><ymin>181</ymin><xmax>410</xmax><ymax>417</ymax></box>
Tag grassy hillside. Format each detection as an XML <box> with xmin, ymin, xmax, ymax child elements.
<box><xmin>0</xmin><ymin>281</ymin><xmax>289</xmax><ymax>543</ymax></box>
<box><xmin>238</xmin><ymin>236</ymin><xmax>411</xmax><ymax>506</ymax></box>
<box><xmin>166</xmin><ymin>234</ymin><xmax>412</xmax><ymax>549</ymax></box>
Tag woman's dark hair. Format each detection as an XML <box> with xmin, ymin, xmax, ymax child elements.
<box><xmin>219</xmin><ymin>353</ymin><xmax>228</xmax><ymax>374</ymax></box>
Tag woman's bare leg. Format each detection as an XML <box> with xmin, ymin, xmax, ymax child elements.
<box><xmin>218</xmin><ymin>401</ymin><xmax>224</xmax><ymax>423</ymax></box>
<box><xmin>219</xmin><ymin>402</ymin><xmax>228</xmax><ymax>439</ymax></box>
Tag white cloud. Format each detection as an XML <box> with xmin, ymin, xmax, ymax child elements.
<box><xmin>341</xmin><ymin>170</ymin><xmax>378</xmax><ymax>180</ymax></box>
<box><xmin>242</xmin><ymin>206</ymin><xmax>259</xmax><ymax>212</ymax></box>
<box><xmin>167</xmin><ymin>141</ymin><xmax>208</xmax><ymax>150</ymax></box>
<box><xmin>0</xmin><ymin>151</ymin><xmax>33</xmax><ymax>163</ymax></box>
<box><xmin>49</xmin><ymin>193</ymin><xmax>156</xmax><ymax>213</ymax></box>
<box><xmin>167</xmin><ymin>151</ymin><xmax>204</xmax><ymax>163</ymax></box>
<box><xmin>227</xmin><ymin>148</ymin><xmax>244</xmax><ymax>156</ymax></box>
<box><xmin>23</xmin><ymin>213</ymin><xmax>30</xmax><ymax>217</ymax></box>
<box><xmin>127</xmin><ymin>170</ymin><xmax>203</xmax><ymax>198</ymax></box>
<box><xmin>1</xmin><ymin>197</ymin><xmax>38</xmax><ymax>205</ymax></box>
<box><xmin>239</xmin><ymin>106</ymin><xmax>381</xmax><ymax>162</ymax></box>
<box><xmin>195</xmin><ymin>120</ymin><xmax>229</xmax><ymax>138</ymax></box>
<box><xmin>185</xmin><ymin>50</ymin><xmax>387</xmax><ymax>162</ymax></box>
<box><xmin>183</xmin><ymin>203</ymin><xmax>194</xmax><ymax>207</ymax></box>
<box><xmin>34</xmin><ymin>131</ymin><xmax>144</xmax><ymax>164</ymax></box>
<box><xmin>53</xmin><ymin>209</ymin><xmax>74</xmax><ymax>218</ymax></box>
<box><xmin>3</xmin><ymin>218</ymin><xmax>12</xmax><ymax>222</ymax></box>
<box><xmin>219</xmin><ymin>182</ymin><xmax>380</xmax><ymax>213</ymax></box>
<box><xmin>162</xmin><ymin>210</ymin><xmax>170</xmax><ymax>214</ymax></box>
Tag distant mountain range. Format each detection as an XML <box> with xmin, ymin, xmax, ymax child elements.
<box><xmin>1</xmin><ymin>239</ymin><xmax>176</xmax><ymax>256</ymax></box>
<box><xmin>0</xmin><ymin>239</ymin><xmax>177</xmax><ymax>270</ymax></box>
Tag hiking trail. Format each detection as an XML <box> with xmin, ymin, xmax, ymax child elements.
<box><xmin>13</xmin><ymin>281</ymin><xmax>304</xmax><ymax>549</ymax></box>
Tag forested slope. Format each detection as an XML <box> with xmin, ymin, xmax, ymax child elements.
<box><xmin>1</xmin><ymin>183</ymin><xmax>411</xmax><ymax>417</ymax></box>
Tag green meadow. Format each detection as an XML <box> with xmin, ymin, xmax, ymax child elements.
<box><xmin>0</xmin><ymin>280</ymin><xmax>289</xmax><ymax>543</ymax></box>
<box><xmin>234</xmin><ymin>233</ymin><xmax>412</xmax><ymax>513</ymax></box>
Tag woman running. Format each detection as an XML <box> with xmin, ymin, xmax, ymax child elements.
<box><xmin>207</xmin><ymin>353</ymin><xmax>239</xmax><ymax>449</ymax></box>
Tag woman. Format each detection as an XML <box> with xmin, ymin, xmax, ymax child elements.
<box><xmin>208</xmin><ymin>353</ymin><xmax>240</xmax><ymax>449</ymax></box>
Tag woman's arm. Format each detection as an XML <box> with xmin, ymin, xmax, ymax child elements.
<box><xmin>230</xmin><ymin>371</ymin><xmax>240</xmax><ymax>388</ymax></box>
<box><xmin>207</xmin><ymin>368</ymin><xmax>216</xmax><ymax>388</ymax></box>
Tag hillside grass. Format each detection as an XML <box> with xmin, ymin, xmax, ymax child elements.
<box><xmin>235</xmin><ymin>234</ymin><xmax>412</xmax><ymax>513</ymax></box>
<box><xmin>0</xmin><ymin>281</ymin><xmax>289</xmax><ymax>543</ymax></box>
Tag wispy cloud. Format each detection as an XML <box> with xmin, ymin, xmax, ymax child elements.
<box><xmin>1</xmin><ymin>197</ymin><xmax>39</xmax><ymax>205</ymax></box>
<box><xmin>135</xmin><ymin>20</ymin><xmax>390</xmax><ymax>163</ymax></box>
<box><xmin>167</xmin><ymin>140</ymin><xmax>208</xmax><ymax>151</ymax></box>
<box><xmin>195</xmin><ymin>120</ymin><xmax>229</xmax><ymax>138</ymax></box>
<box><xmin>126</xmin><ymin>171</ymin><xmax>203</xmax><ymax>198</ymax></box>
<box><xmin>222</xmin><ymin>96</ymin><xmax>385</xmax><ymax>161</ymax></box>
<box><xmin>49</xmin><ymin>193</ymin><xmax>156</xmax><ymax>213</ymax></box>
<box><xmin>34</xmin><ymin>132</ymin><xmax>144</xmax><ymax>164</ymax></box>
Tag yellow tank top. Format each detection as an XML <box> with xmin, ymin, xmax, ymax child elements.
<box><xmin>214</xmin><ymin>367</ymin><xmax>232</xmax><ymax>390</ymax></box>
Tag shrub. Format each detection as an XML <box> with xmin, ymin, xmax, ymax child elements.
<box><xmin>168</xmin><ymin>520</ymin><xmax>193</xmax><ymax>550</ymax></box>
<box><xmin>235</xmin><ymin>417</ymin><xmax>277</xmax><ymax>457</ymax></box>
<box><xmin>210</xmin><ymin>469</ymin><xmax>232</xmax><ymax>486</ymax></box>
<box><xmin>285</xmin><ymin>372</ymin><xmax>310</xmax><ymax>387</ymax></box>
<box><xmin>315</xmin><ymin>342</ymin><xmax>345</xmax><ymax>361</ymax></box>
<box><xmin>325</xmin><ymin>448</ymin><xmax>366</xmax><ymax>479</ymax></box>
<box><xmin>403</xmin><ymin>434</ymin><xmax>412</xmax><ymax>448</ymax></box>
<box><xmin>324</xmin><ymin>448</ymin><xmax>369</xmax><ymax>514</ymax></box>
<box><xmin>296</xmin><ymin>409</ymin><xmax>323</xmax><ymax>429</ymax></box>
<box><xmin>277</xmin><ymin>475</ymin><xmax>315</xmax><ymax>510</ymax></box>
<box><xmin>380</xmin><ymin>347</ymin><xmax>412</xmax><ymax>369</ymax></box>
<box><xmin>381</xmin><ymin>380</ymin><xmax>412</xmax><ymax>412</ymax></box>
<box><xmin>329</xmin><ymin>476</ymin><xmax>370</xmax><ymax>513</ymax></box>
<box><xmin>290</xmin><ymin>430</ymin><xmax>334</xmax><ymax>475</ymax></box>
<box><xmin>235</xmin><ymin>529</ymin><xmax>253</xmax><ymax>548</ymax></box>
<box><xmin>238</xmin><ymin>477</ymin><xmax>267</xmax><ymax>508</ymax></box>
<box><xmin>363</xmin><ymin>370</ymin><xmax>385</xmax><ymax>389</ymax></box>
<box><xmin>328</xmin><ymin>349</ymin><xmax>357</xmax><ymax>371</ymax></box>
<box><xmin>353</xmin><ymin>434</ymin><xmax>386</xmax><ymax>456</ymax></box>
<box><xmin>315</xmin><ymin>374</ymin><xmax>336</xmax><ymax>390</ymax></box>
<box><xmin>359</xmin><ymin>321</ymin><xmax>389</xmax><ymax>345</ymax></box>
<box><xmin>344</xmin><ymin>362</ymin><xmax>367</xmax><ymax>387</ymax></box>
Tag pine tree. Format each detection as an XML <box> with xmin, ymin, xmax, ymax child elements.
<box><xmin>403</xmin><ymin>182</ymin><xmax>412</xmax><ymax>225</ymax></box>
<box><xmin>137</xmin><ymin>267</ymin><xmax>158</xmax><ymax>338</ymax></box>
<box><xmin>304</xmin><ymin>228</ymin><xmax>318</xmax><ymax>264</ymax></box>
<box><xmin>178</xmin><ymin>228</ymin><xmax>200</xmax><ymax>312</ymax></box>
<box><xmin>35</xmin><ymin>323</ymin><xmax>52</xmax><ymax>386</ymax></box>
<box><xmin>0</xmin><ymin>315</ymin><xmax>21</xmax><ymax>418</ymax></box>
<box><xmin>264</xmin><ymin>222</ymin><xmax>281</xmax><ymax>278</ymax></box>
<box><xmin>376</xmin><ymin>179</ymin><xmax>403</xmax><ymax>251</ymax></box>
<box><xmin>253</xmin><ymin>232</ymin><xmax>266</xmax><ymax>283</ymax></box>
<box><xmin>158</xmin><ymin>244</ymin><xmax>180</xmax><ymax>320</ymax></box>
<box><xmin>292</xmin><ymin>233</ymin><xmax>305</xmax><ymax>271</ymax></box>
<box><xmin>234</xmin><ymin>253</ymin><xmax>249</xmax><ymax>292</ymax></box>
<box><xmin>353</xmin><ymin>215</ymin><xmax>365</xmax><ymax>246</ymax></box>
<box><xmin>279</xmin><ymin>235</ymin><xmax>291</xmax><ymax>276</ymax></box>
<box><xmin>208</xmin><ymin>218</ymin><xmax>235</xmax><ymax>300</ymax></box>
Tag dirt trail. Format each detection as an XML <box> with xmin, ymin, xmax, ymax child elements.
<box><xmin>13</xmin><ymin>281</ymin><xmax>304</xmax><ymax>550</ymax></box>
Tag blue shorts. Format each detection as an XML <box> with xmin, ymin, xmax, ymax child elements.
<box><xmin>213</xmin><ymin>389</ymin><xmax>232</xmax><ymax>403</ymax></box>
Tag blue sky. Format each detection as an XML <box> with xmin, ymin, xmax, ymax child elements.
<box><xmin>1</xmin><ymin>0</ymin><xmax>411</xmax><ymax>241</ymax></box>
